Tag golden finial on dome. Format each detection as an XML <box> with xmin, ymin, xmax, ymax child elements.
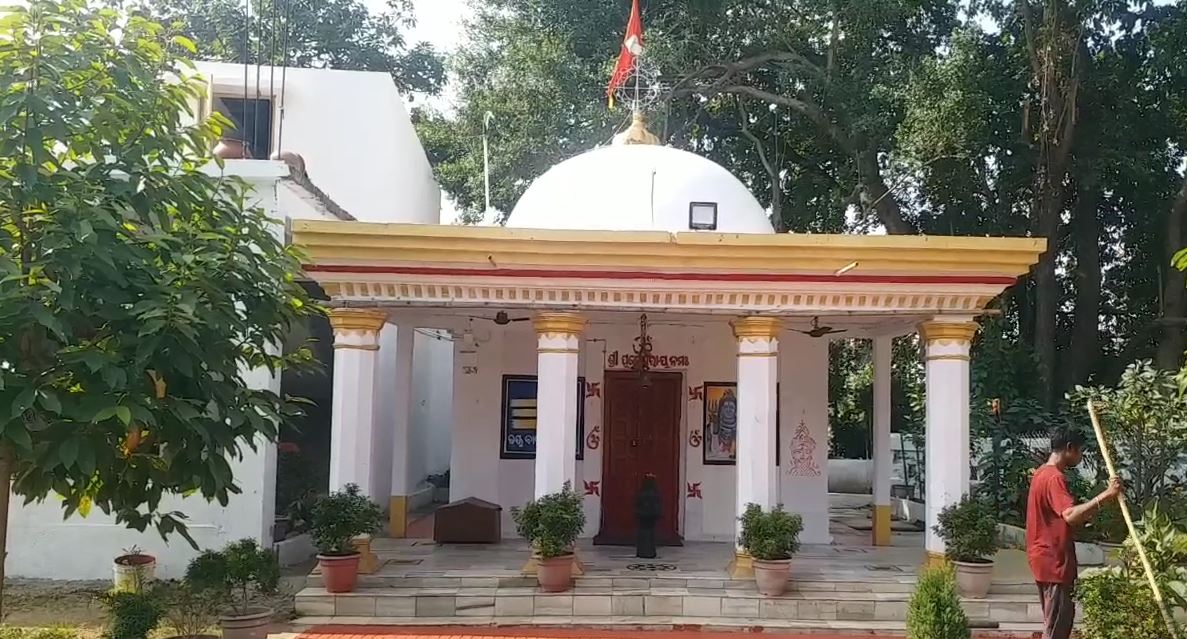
<box><xmin>613</xmin><ymin>110</ymin><xmax>660</xmax><ymax>146</ymax></box>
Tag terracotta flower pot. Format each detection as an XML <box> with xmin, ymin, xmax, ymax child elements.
<box><xmin>753</xmin><ymin>558</ymin><xmax>792</xmax><ymax>596</ymax></box>
<box><xmin>536</xmin><ymin>555</ymin><xmax>574</xmax><ymax>593</ymax></box>
<box><xmin>318</xmin><ymin>553</ymin><xmax>362</xmax><ymax>593</ymax></box>
<box><xmin>213</xmin><ymin>138</ymin><xmax>252</xmax><ymax>160</ymax></box>
<box><xmin>219</xmin><ymin>607</ymin><xmax>272</xmax><ymax>639</ymax></box>
<box><xmin>953</xmin><ymin>559</ymin><xmax>994</xmax><ymax>599</ymax></box>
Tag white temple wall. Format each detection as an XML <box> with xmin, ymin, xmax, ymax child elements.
<box><xmin>446</xmin><ymin>318</ymin><xmax>829</xmax><ymax>543</ymax></box>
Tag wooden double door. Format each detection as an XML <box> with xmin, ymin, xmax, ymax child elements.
<box><xmin>595</xmin><ymin>371</ymin><xmax>682</xmax><ymax>546</ymax></box>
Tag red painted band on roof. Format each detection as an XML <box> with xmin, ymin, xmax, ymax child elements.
<box><xmin>303</xmin><ymin>264</ymin><xmax>1018</xmax><ymax>286</ymax></box>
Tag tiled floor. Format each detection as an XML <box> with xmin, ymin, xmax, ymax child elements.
<box><xmin>285</xmin><ymin>626</ymin><xmax>1038</xmax><ymax>638</ymax></box>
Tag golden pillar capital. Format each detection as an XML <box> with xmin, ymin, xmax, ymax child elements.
<box><xmin>918</xmin><ymin>320</ymin><xmax>979</xmax><ymax>346</ymax></box>
<box><xmin>328</xmin><ymin>308</ymin><xmax>388</xmax><ymax>334</ymax></box>
<box><xmin>731</xmin><ymin>316</ymin><xmax>782</xmax><ymax>341</ymax></box>
<box><xmin>533</xmin><ymin>312</ymin><xmax>586</xmax><ymax>338</ymax></box>
<box><xmin>329</xmin><ymin>308</ymin><xmax>387</xmax><ymax>350</ymax></box>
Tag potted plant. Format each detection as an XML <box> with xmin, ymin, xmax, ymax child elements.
<box><xmin>905</xmin><ymin>563</ymin><xmax>970</xmax><ymax>639</ymax></box>
<box><xmin>511</xmin><ymin>483</ymin><xmax>586</xmax><ymax>592</ymax></box>
<box><xmin>161</xmin><ymin>582</ymin><xmax>220</xmax><ymax>639</ymax></box>
<box><xmin>100</xmin><ymin>588</ymin><xmax>165</xmax><ymax>639</ymax></box>
<box><xmin>935</xmin><ymin>495</ymin><xmax>999</xmax><ymax>598</ymax></box>
<box><xmin>739</xmin><ymin>503</ymin><xmax>803</xmax><ymax>596</ymax></box>
<box><xmin>309</xmin><ymin>483</ymin><xmax>384</xmax><ymax>593</ymax></box>
<box><xmin>184</xmin><ymin>539</ymin><xmax>280</xmax><ymax>639</ymax></box>
<box><xmin>113</xmin><ymin>545</ymin><xmax>157</xmax><ymax>592</ymax></box>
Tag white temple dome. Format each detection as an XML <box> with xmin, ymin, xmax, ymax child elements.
<box><xmin>505</xmin><ymin>144</ymin><xmax>775</xmax><ymax>234</ymax></box>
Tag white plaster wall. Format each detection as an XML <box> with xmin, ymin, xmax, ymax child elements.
<box><xmin>779</xmin><ymin>333</ymin><xmax>832</xmax><ymax>545</ymax></box>
<box><xmin>192</xmin><ymin>62</ymin><xmax>441</xmax><ymax>224</ymax></box>
<box><xmin>408</xmin><ymin>330</ymin><xmax>454</xmax><ymax>486</ymax></box>
<box><xmin>371</xmin><ymin>325</ymin><xmax>400</xmax><ymax>505</ymax></box>
<box><xmin>444</xmin><ymin>319</ymin><xmax>839</xmax><ymax>543</ymax></box>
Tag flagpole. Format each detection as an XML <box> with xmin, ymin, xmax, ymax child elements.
<box><xmin>633</xmin><ymin>54</ymin><xmax>641</xmax><ymax>112</ymax></box>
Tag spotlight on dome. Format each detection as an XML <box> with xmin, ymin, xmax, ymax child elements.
<box><xmin>688</xmin><ymin>201</ymin><xmax>718</xmax><ymax>231</ymax></box>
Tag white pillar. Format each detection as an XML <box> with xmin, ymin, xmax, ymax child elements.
<box><xmin>731</xmin><ymin>317</ymin><xmax>781</xmax><ymax>575</ymax></box>
<box><xmin>388</xmin><ymin>323</ymin><xmax>415</xmax><ymax>536</ymax></box>
<box><xmin>533</xmin><ymin>312</ymin><xmax>585</xmax><ymax>498</ymax></box>
<box><xmin>872</xmin><ymin>336</ymin><xmax>893</xmax><ymax>546</ymax></box>
<box><xmin>920</xmin><ymin>319</ymin><xmax>977</xmax><ymax>560</ymax></box>
<box><xmin>328</xmin><ymin>308</ymin><xmax>388</xmax><ymax>497</ymax></box>
<box><xmin>779</xmin><ymin>331</ymin><xmax>830</xmax><ymax>545</ymax></box>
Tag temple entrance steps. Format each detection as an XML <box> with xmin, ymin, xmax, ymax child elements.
<box><xmin>292</xmin><ymin>539</ymin><xmax>1048</xmax><ymax>632</ymax></box>
<box><xmin>292</xmin><ymin>571</ymin><xmax>1046</xmax><ymax>629</ymax></box>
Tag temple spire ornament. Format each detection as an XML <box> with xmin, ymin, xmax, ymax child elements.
<box><xmin>613</xmin><ymin>111</ymin><xmax>660</xmax><ymax>146</ymax></box>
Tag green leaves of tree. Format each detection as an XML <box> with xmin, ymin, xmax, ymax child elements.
<box><xmin>0</xmin><ymin>0</ymin><xmax>319</xmax><ymax>546</ymax></box>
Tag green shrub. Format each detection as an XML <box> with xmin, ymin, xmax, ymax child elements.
<box><xmin>160</xmin><ymin>581</ymin><xmax>220</xmax><ymax>636</ymax></box>
<box><xmin>309</xmin><ymin>483</ymin><xmax>384</xmax><ymax>556</ymax></box>
<box><xmin>99</xmin><ymin>590</ymin><xmax>164</xmax><ymax>639</ymax></box>
<box><xmin>906</xmin><ymin>563</ymin><xmax>970</xmax><ymax>639</ymax></box>
<box><xmin>185</xmin><ymin>538</ymin><xmax>280</xmax><ymax>615</ymax></box>
<box><xmin>738</xmin><ymin>503</ymin><xmax>803</xmax><ymax>561</ymax></box>
<box><xmin>1077</xmin><ymin>569</ymin><xmax>1173</xmax><ymax>639</ymax></box>
<box><xmin>512</xmin><ymin>483</ymin><xmax>586</xmax><ymax>558</ymax></box>
<box><xmin>935</xmin><ymin>495</ymin><xmax>998</xmax><ymax>563</ymax></box>
<box><xmin>0</xmin><ymin>627</ymin><xmax>80</xmax><ymax>639</ymax></box>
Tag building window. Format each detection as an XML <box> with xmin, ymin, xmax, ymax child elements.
<box><xmin>213</xmin><ymin>96</ymin><xmax>272</xmax><ymax>159</ymax></box>
<box><xmin>688</xmin><ymin>201</ymin><xmax>718</xmax><ymax>230</ymax></box>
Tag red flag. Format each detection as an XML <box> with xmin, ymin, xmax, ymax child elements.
<box><xmin>607</xmin><ymin>0</ymin><xmax>644</xmax><ymax>109</ymax></box>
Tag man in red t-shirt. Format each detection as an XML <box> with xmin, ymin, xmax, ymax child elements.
<box><xmin>1026</xmin><ymin>427</ymin><xmax>1123</xmax><ymax>639</ymax></box>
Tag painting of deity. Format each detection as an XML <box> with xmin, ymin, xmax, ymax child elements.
<box><xmin>703</xmin><ymin>382</ymin><xmax>738</xmax><ymax>464</ymax></box>
<box><xmin>701</xmin><ymin>382</ymin><xmax>782</xmax><ymax>465</ymax></box>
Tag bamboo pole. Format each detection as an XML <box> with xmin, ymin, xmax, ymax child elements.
<box><xmin>1085</xmin><ymin>399</ymin><xmax>1183</xmax><ymax>639</ymax></box>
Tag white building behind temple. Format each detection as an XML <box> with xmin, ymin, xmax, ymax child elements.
<box><xmin>7</xmin><ymin>64</ymin><xmax>455</xmax><ymax>580</ymax></box>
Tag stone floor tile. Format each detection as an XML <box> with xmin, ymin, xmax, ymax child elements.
<box><xmin>493</xmin><ymin>596</ymin><xmax>534</xmax><ymax>616</ymax></box>
<box><xmin>295</xmin><ymin>595</ymin><xmax>333</xmax><ymax>616</ymax></box>
<box><xmin>573</xmin><ymin>595</ymin><xmax>612</xmax><ymax>616</ymax></box>
<box><xmin>454</xmin><ymin>596</ymin><xmax>496</xmax><ymax>616</ymax></box>
<box><xmin>758</xmin><ymin>598</ymin><xmax>799</xmax><ymax>619</ymax></box>
<box><xmin>374</xmin><ymin>596</ymin><xmax>415</xmax><ymax>616</ymax></box>
<box><xmin>682</xmin><ymin>595</ymin><xmax>722</xmax><ymax>616</ymax></box>
<box><xmin>414</xmin><ymin>595</ymin><xmax>456</xmax><ymax>617</ymax></box>
<box><xmin>720</xmin><ymin>597</ymin><xmax>760</xmax><ymax>617</ymax></box>
<box><xmin>334</xmin><ymin>595</ymin><xmax>376</xmax><ymax>616</ymax></box>
<box><xmin>836</xmin><ymin>600</ymin><xmax>875</xmax><ymax>620</ymax></box>
<box><xmin>643</xmin><ymin>595</ymin><xmax>683</xmax><ymax>616</ymax></box>
<box><xmin>611</xmin><ymin>594</ymin><xmax>644</xmax><ymax>615</ymax></box>
<box><xmin>533</xmin><ymin>594</ymin><xmax>574</xmax><ymax>615</ymax></box>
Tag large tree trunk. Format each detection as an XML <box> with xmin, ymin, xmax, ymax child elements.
<box><xmin>1021</xmin><ymin>0</ymin><xmax>1082</xmax><ymax>403</ymax></box>
<box><xmin>1156</xmin><ymin>174</ymin><xmax>1187</xmax><ymax>370</ymax></box>
<box><xmin>0</xmin><ymin>445</ymin><xmax>12</xmax><ymax>619</ymax></box>
<box><xmin>856</xmin><ymin>150</ymin><xmax>913</xmax><ymax>235</ymax></box>
<box><xmin>1064</xmin><ymin>183</ymin><xmax>1102</xmax><ymax>389</ymax></box>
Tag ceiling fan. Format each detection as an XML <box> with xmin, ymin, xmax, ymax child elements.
<box><xmin>795</xmin><ymin>316</ymin><xmax>847</xmax><ymax>338</ymax></box>
<box><xmin>467</xmin><ymin>310</ymin><xmax>530</xmax><ymax>326</ymax></box>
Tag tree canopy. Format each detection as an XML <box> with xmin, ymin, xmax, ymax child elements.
<box><xmin>0</xmin><ymin>0</ymin><xmax>318</xmax><ymax>611</ymax></box>
<box><xmin>422</xmin><ymin>0</ymin><xmax>1187</xmax><ymax>422</ymax></box>
<box><xmin>145</xmin><ymin>0</ymin><xmax>446</xmax><ymax>96</ymax></box>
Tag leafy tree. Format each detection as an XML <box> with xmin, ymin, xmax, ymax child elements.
<box><xmin>0</xmin><ymin>0</ymin><xmax>317</xmax><ymax>615</ymax></box>
<box><xmin>429</xmin><ymin>0</ymin><xmax>1187</xmax><ymax>411</ymax></box>
<box><xmin>1071</xmin><ymin>361</ymin><xmax>1187</xmax><ymax>513</ymax></box>
<box><xmin>144</xmin><ymin>0</ymin><xmax>445</xmax><ymax>96</ymax></box>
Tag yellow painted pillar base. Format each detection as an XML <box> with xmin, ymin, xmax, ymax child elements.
<box><xmin>351</xmin><ymin>535</ymin><xmax>380</xmax><ymax>574</ymax></box>
<box><xmin>727</xmin><ymin>550</ymin><xmax>754</xmax><ymax>579</ymax></box>
<box><xmin>924</xmin><ymin>551</ymin><xmax>948</xmax><ymax>569</ymax></box>
<box><xmin>389</xmin><ymin>495</ymin><xmax>409</xmax><ymax>538</ymax></box>
<box><xmin>872</xmin><ymin>504</ymin><xmax>892</xmax><ymax>546</ymax></box>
